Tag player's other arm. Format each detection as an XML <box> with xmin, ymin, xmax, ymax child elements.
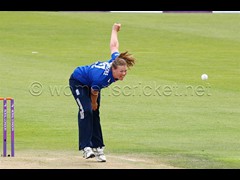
<box><xmin>110</xmin><ymin>23</ymin><xmax>121</xmax><ymax>54</ymax></box>
<box><xmin>91</xmin><ymin>88</ymin><xmax>99</xmax><ymax>111</ymax></box>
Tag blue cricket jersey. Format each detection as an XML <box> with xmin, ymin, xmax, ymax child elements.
<box><xmin>72</xmin><ymin>52</ymin><xmax>120</xmax><ymax>91</ymax></box>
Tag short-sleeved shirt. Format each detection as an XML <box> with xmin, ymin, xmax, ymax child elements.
<box><xmin>72</xmin><ymin>52</ymin><xmax>119</xmax><ymax>91</ymax></box>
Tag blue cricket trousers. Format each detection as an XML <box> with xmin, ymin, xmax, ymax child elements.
<box><xmin>69</xmin><ymin>74</ymin><xmax>105</xmax><ymax>150</ymax></box>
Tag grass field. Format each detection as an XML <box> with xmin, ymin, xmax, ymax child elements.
<box><xmin>0</xmin><ymin>11</ymin><xmax>240</xmax><ymax>169</ymax></box>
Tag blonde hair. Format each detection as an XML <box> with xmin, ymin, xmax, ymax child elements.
<box><xmin>112</xmin><ymin>51</ymin><xmax>136</xmax><ymax>69</ymax></box>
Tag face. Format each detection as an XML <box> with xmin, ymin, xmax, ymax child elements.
<box><xmin>112</xmin><ymin>65</ymin><xmax>127</xmax><ymax>81</ymax></box>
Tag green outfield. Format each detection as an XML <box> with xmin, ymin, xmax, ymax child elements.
<box><xmin>0</xmin><ymin>11</ymin><xmax>240</xmax><ymax>168</ymax></box>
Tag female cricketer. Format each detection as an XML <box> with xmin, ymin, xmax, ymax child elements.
<box><xmin>69</xmin><ymin>23</ymin><xmax>135</xmax><ymax>162</ymax></box>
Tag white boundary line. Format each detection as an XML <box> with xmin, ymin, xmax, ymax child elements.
<box><xmin>212</xmin><ymin>11</ymin><xmax>240</xmax><ymax>13</ymax></box>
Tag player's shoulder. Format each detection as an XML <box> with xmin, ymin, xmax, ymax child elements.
<box><xmin>111</xmin><ymin>51</ymin><xmax>120</xmax><ymax>58</ymax></box>
<box><xmin>108</xmin><ymin>52</ymin><xmax>119</xmax><ymax>63</ymax></box>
